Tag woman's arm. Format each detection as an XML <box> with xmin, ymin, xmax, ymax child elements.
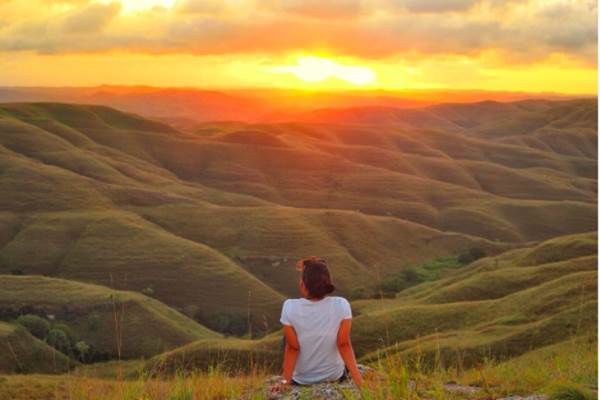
<box><xmin>282</xmin><ymin>324</ymin><xmax>300</xmax><ymax>384</ymax></box>
<box><xmin>337</xmin><ymin>319</ymin><xmax>364</xmax><ymax>387</ymax></box>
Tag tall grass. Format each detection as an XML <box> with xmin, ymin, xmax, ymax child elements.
<box><xmin>59</xmin><ymin>366</ymin><xmax>268</xmax><ymax>400</ymax></box>
<box><xmin>0</xmin><ymin>333</ymin><xmax>596</xmax><ymax>400</ymax></box>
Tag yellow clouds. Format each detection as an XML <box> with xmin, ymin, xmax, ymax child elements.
<box><xmin>63</xmin><ymin>2</ymin><xmax>121</xmax><ymax>33</ymax></box>
<box><xmin>0</xmin><ymin>0</ymin><xmax>596</xmax><ymax>61</ymax></box>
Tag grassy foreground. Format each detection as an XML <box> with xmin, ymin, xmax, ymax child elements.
<box><xmin>0</xmin><ymin>335</ymin><xmax>595</xmax><ymax>400</ymax></box>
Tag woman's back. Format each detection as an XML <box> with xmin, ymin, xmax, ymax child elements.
<box><xmin>280</xmin><ymin>296</ymin><xmax>352</xmax><ymax>384</ymax></box>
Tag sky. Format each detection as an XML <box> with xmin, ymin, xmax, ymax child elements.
<box><xmin>0</xmin><ymin>0</ymin><xmax>597</xmax><ymax>94</ymax></box>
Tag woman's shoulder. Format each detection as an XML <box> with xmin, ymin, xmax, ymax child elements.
<box><xmin>282</xmin><ymin>296</ymin><xmax>349</xmax><ymax>305</ymax></box>
<box><xmin>282</xmin><ymin>297</ymin><xmax>304</xmax><ymax>306</ymax></box>
<box><xmin>329</xmin><ymin>296</ymin><xmax>352</xmax><ymax>319</ymax></box>
<box><xmin>328</xmin><ymin>296</ymin><xmax>350</xmax><ymax>305</ymax></box>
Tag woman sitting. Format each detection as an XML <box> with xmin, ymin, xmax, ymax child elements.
<box><xmin>274</xmin><ymin>257</ymin><xmax>364</xmax><ymax>391</ymax></box>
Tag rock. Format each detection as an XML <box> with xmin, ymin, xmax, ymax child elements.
<box><xmin>265</xmin><ymin>365</ymin><xmax>371</xmax><ymax>400</ymax></box>
<box><xmin>265</xmin><ymin>378</ymin><xmax>360</xmax><ymax>400</ymax></box>
<box><xmin>443</xmin><ymin>383</ymin><xmax>481</xmax><ymax>394</ymax></box>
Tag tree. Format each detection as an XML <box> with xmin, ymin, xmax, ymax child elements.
<box><xmin>401</xmin><ymin>267</ymin><xmax>422</xmax><ymax>285</ymax></box>
<box><xmin>47</xmin><ymin>328</ymin><xmax>70</xmax><ymax>354</ymax></box>
<box><xmin>52</xmin><ymin>323</ymin><xmax>74</xmax><ymax>344</ymax></box>
<box><xmin>87</xmin><ymin>312</ymin><xmax>101</xmax><ymax>331</ymax></box>
<box><xmin>469</xmin><ymin>247</ymin><xmax>486</xmax><ymax>261</ymax></box>
<box><xmin>16</xmin><ymin>314</ymin><xmax>50</xmax><ymax>339</ymax></box>
<box><xmin>209</xmin><ymin>312</ymin><xmax>248</xmax><ymax>336</ymax></box>
<box><xmin>75</xmin><ymin>341</ymin><xmax>91</xmax><ymax>362</ymax></box>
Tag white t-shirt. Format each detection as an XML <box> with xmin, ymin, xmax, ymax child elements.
<box><xmin>280</xmin><ymin>296</ymin><xmax>352</xmax><ymax>385</ymax></box>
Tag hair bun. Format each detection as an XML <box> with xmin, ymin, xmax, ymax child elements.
<box><xmin>300</xmin><ymin>257</ymin><xmax>335</xmax><ymax>299</ymax></box>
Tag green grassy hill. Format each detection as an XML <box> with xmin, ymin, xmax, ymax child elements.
<box><xmin>0</xmin><ymin>99</ymin><xmax>595</xmax><ymax>340</ymax></box>
<box><xmin>143</xmin><ymin>232</ymin><xmax>596</xmax><ymax>373</ymax></box>
<box><xmin>0</xmin><ymin>275</ymin><xmax>219</xmax><ymax>359</ymax></box>
<box><xmin>352</xmin><ymin>232</ymin><xmax>597</xmax><ymax>365</ymax></box>
<box><xmin>0</xmin><ymin>322</ymin><xmax>73</xmax><ymax>373</ymax></box>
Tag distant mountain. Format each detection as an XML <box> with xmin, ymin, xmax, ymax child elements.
<box><xmin>0</xmin><ymin>86</ymin><xmax>585</xmax><ymax>126</ymax></box>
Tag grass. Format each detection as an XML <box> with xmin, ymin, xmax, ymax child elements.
<box><xmin>457</xmin><ymin>336</ymin><xmax>597</xmax><ymax>397</ymax></box>
<box><xmin>0</xmin><ymin>333</ymin><xmax>595</xmax><ymax>399</ymax></box>
<box><xmin>547</xmin><ymin>385</ymin><xmax>595</xmax><ymax>400</ymax></box>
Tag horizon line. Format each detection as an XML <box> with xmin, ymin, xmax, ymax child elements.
<box><xmin>0</xmin><ymin>84</ymin><xmax>597</xmax><ymax>97</ymax></box>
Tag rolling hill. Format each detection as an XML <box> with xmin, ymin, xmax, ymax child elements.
<box><xmin>0</xmin><ymin>321</ymin><xmax>73</xmax><ymax>374</ymax></box>
<box><xmin>352</xmin><ymin>232</ymin><xmax>597</xmax><ymax>363</ymax></box>
<box><xmin>152</xmin><ymin>231</ymin><xmax>597</xmax><ymax>373</ymax></box>
<box><xmin>0</xmin><ymin>275</ymin><xmax>219</xmax><ymax>359</ymax></box>
<box><xmin>0</xmin><ymin>98</ymin><xmax>595</xmax><ymax>380</ymax></box>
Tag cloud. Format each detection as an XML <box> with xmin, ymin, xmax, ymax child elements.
<box><xmin>62</xmin><ymin>2</ymin><xmax>121</xmax><ymax>33</ymax></box>
<box><xmin>389</xmin><ymin>0</ymin><xmax>479</xmax><ymax>13</ymax></box>
<box><xmin>268</xmin><ymin>0</ymin><xmax>368</xmax><ymax>18</ymax></box>
<box><xmin>0</xmin><ymin>0</ymin><xmax>595</xmax><ymax>65</ymax></box>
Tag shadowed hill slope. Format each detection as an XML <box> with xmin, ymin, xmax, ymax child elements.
<box><xmin>0</xmin><ymin>321</ymin><xmax>74</xmax><ymax>373</ymax></box>
<box><xmin>0</xmin><ymin>275</ymin><xmax>220</xmax><ymax>359</ymax></box>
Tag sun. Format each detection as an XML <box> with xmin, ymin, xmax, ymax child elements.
<box><xmin>271</xmin><ymin>56</ymin><xmax>376</xmax><ymax>86</ymax></box>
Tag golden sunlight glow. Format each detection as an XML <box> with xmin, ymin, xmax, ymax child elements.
<box><xmin>271</xmin><ymin>56</ymin><xmax>377</xmax><ymax>86</ymax></box>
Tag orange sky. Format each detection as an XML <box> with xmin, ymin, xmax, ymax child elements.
<box><xmin>0</xmin><ymin>0</ymin><xmax>597</xmax><ymax>94</ymax></box>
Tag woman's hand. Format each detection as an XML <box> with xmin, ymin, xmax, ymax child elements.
<box><xmin>353</xmin><ymin>372</ymin><xmax>365</xmax><ymax>388</ymax></box>
<box><xmin>269</xmin><ymin>380</ymin><xmax>291</xmax><ymax>394</ymax></box>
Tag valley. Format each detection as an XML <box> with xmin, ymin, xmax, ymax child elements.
<box><xmin>0</xmin><ymin>98</ymin><xmax>596</xmax><ymax>398</ymax></box>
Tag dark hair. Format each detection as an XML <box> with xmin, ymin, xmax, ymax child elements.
<box><xmin>300</xmin><ymin>257</ymin><xmax>335</xmax><ymax>299</ymax></box>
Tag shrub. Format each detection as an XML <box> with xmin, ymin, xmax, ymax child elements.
<box><xmin>87</xmin><ymin>311</ymin><xmax>101</xmax><ymax>331</ymax></box>
<box><xmin>142</xmin><ymin>286</ymin><xmax>155</xmax><ymax>297</ymax></box>
<box><xmin>10</xmin><ymin>268</ymin><xmax>23</xmax><ymax>276</ymax></box>
<box><xmin>458</xmin><ymin>247</ymin><xmax>487</xmax><ymax>264</ymax></box>
<box><xmin>377</xmin><ymin>256</ymin><xmax>469</xmax><ymax>295</ymax></box>
<box><xmin>47</xmin><ymin>328</ymin><xmax>70</xmax><ymax>354</ymax></box>
<box><xmin>52</xmin><ymin>323</ymin><xmax>75</xmax><ymax>343</ymax></box>
<box><xmin>182</xmin><ymin>305</ymin><xmax>199</xmax><ymax>319</ymax></box>
<box><xmin>75</xmin><ymin>340</ymin><xmax>91</xmax><ymax>362</ymax></box>
<box><xmin>16</xmin><ymin>314</ymin><xmax>50</xmax><ymax>339</ymax></box>
<box><xmin>349</xmin><ymin>287</ymin><xmax>369</xmax><ymax>300</ymax></box>
<box><xmin>548</xmin><ymin>385</ymin><xmax>594</xmax><ymax>400</ymax></box>
<box><xmin>378</xmin><ymin>267</ymin><xmax>424</xmax><ymax>294</ymax></box>
<box><xmin>206</xmin><ymin>311</ymin><xmax>248</xmax><ymax>336</ymax></box>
